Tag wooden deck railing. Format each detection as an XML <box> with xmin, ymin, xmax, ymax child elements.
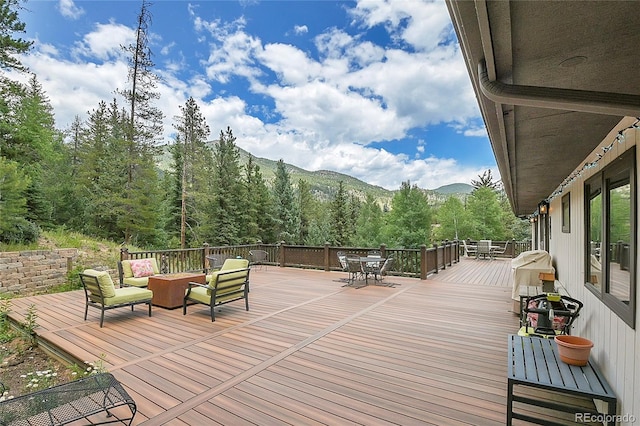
<box><xmin>121</xmin><ymin>240</ymin><xmax>465</xmax><ymax>280</ymax></box>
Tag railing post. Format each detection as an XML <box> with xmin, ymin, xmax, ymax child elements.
<box><xmin>279</xmin><ymin>241</ymin><xmax>285</xmax><ymax>267</ymax></box>
<box><xmin>420</xmin><ymin>244</ymin><xmax>428</xmax><ymax>280</ymax></box>
<box><xmin>432</xmin><ymin>243</ymin><xmax>439</xmax><ymax>274</ymax></box>
<box><xmin>120</xmin><ymin>247</ymin><xmax>129</xmax><ymax>261</ymax></box>
<box><xmin>324</xmin><ymin>242</ymin><xmax>330</xmax><ymax>271</ymax></box>
<box><xmin>443</xmin><ymin>240</ymin><xmax>449</xmax><ymax>269</ymax></box>
<box><xmin>379</xmin><ymin>244</ymin><xmax>387</xmax><ymax>258</ymax></box>
<box><xmin>203</xmin><ymin>243</ymin><xmax>210</xmax><ymax>271</ymax></box>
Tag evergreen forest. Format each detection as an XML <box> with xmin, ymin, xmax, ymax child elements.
<box><xmin>0</xmin><ymin>0</ymin><xmax>530</xmax><ymax>251</ymax></box>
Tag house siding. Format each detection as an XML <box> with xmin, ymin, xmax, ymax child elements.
<box><xmin>548</xmin><ymin>120</ymin><xmax>638</xmax><ymax>422</ymax></box>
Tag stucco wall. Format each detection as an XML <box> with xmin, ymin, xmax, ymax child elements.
<box><xmin>0</xmin><ymin>249</ymin><xmax>79</xmax><ymax>296</ymax></box>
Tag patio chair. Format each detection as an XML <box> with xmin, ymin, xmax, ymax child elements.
<box><xmin>183</xmin><ymin>258</ymin><xmax>250</xmax><ymax>321</ymax></box>
<box><xmin>249</xmin><ymin>249</ymin><xmax>269</xmax><ymax>270</ymax></box>
<box><xmin>378</xmin><ymin>256</ymin><xmax>394</xmax><ymax>281</ymax></box>
<box><xmin>336</xmin><ymin>251</ymin><xmax>348</xmax><ymax>270</ymax></box>
<box><xmin>344</xmin><ymin>254</ymin><xmax>364</xmax><ymax>286</ymax></box>
<box><xmin>491</xmin><ymin>241</ymin><xmax>509</xmax><ymax>257</ymax></box>
<box><xmin>462</xmin><ymin>240</ymin><xmax>477</xmax><ymax>257</ymax></box>
<box><xmin>117</xmin><ymin>257</ymin><xmax>160</xmax><ymax>288</ymax></box>
<box><xmin>80</xmin><ymin>269</ymin><xmax>153</xmax><ymax>328</ymax></box>
<box><xmin>477</xmin><ymin>240</ymin><xmax>493</xmax><ymax>259</ymax></box>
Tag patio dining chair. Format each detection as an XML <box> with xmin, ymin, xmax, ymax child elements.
<box><xmin>477</xmin><ymin>240</ymin><xmax>493</xmax><ymax>259</ymax></box>
<box><xmin>344</xmin><ymin>254</ymin><xmax>364</xmax><ymax>287</ymax></box>
<box><xmin>249</xmin><ymin>250</ymin><xmax>269</xmax><ymax>270</ymax></box>
<box><xmin>336</xmin><ymin>251</ymin><xmax>348</xmax><ymax>270</ymax></box>
<box><xmin>491</xmin><ymin>241</ymin><xmax>509</xmax><ymax>258</ymax></box>
<box><xmin>378</xmin><ymin>256</ymin><xmax>394</xmax><ymax>281</ymax></box>
<box><xmin>462</xmin><ymin>240</ymin><xmax>477</xmax><ymax>258</ymax></box>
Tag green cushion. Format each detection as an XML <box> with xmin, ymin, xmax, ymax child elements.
<box><xmin>185</xmin><ymin>286</ymin><xmax>211</xmax><ymax>304</ymax></box>
<box><xmin>83</xmin><ymin>269</ymin><xmax>116</xmax><ymax>298</ymax></box>
<box><xmin>220</xmin><ymin>258</ymin><xmax>249</xmax><ymax>270</ymax></box>
<box><xmin>187</xmin><ymin>285</ymin><xmax>244</xmax><ymax>304</ymax></box>
<box><xmin>123</xmin><ymin>276</ymin><xmax>151</xmax><ymax>287</ymax></box>
<box><xmin>207</xmin><ymin>269</ymin><xmax>248</xmax><ymax>286</ymax></box>
<box><xmin>102</xmin><ymin>287</ymin><xmax>153</xmax><ymax>306</ymax></box>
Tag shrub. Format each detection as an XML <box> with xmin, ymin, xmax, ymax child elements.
<box><xmin>0</xmin><ymin>219</ymin><xmax>41</xmax><ymax>244</ymax></box>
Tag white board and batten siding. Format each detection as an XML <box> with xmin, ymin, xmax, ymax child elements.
<box><xmin>547</xmin><ymin>119</ymin><xmax>639</xmax><ymax>423</ymax></box>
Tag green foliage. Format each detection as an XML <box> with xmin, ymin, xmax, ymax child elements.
<box><xmin>19</xmin><ymin>304</ymin><xmax>38</xmax><ymax>344</ymax></box>
<box><xmin>0</xmin><ymin>298</ymin><xmax>14</xmax><ymax>343</ymax></box>
<box><xmin>272</xmin><ymin>159</ymin><xmax>299</xmax><ymax>243</ymax></box>
<box><xmin>381</xmin><ymin>181</ymin><xmax>432</xmax><ymax>248</ymax></box>
<box><xmin>0</xmin><ymin>0</ymin><xmax>33</xmax><ymax>72</ymax></box>
<box><xmin>0</xmin><ymin>157</ymin><xmax>31</xmax><ymax>240</ymax></box>
<box><xmin>471</xmin><ymin>169</ymin><xmax>500</xmax><ymax>191</ymax></box>
<box><xmin>433</xmin><ymin>196</ymin><xmax>471</xmax><ymax>241</ymax></box>
<box><xmin>353</xmin><ymin>193</ymin><xmax>382</xmax><ymax>247</ymax></box>
<box><xmin>171</xmin><ymin>96</ymin><xmax>211</xmax><ymax>248</ymax></box>
<box><xmin>465</xmin><ymin>186</ymin><xmax>506</xmax><ymax>240</ymax></box>
<box><xmin>206</xmin><ymin>127</ymin><xmax>246</xmax><ymax>245</ymax></box>
<box><xmin>329</xmin><ymin>181</ymin><xmax>349</xmax><ymax>245</ymax></box>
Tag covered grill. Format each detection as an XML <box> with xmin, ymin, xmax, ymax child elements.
<box><xmin>511</xmin><ymin>250</ymin><xmax>555</xmax><ymax>301</ymax></box>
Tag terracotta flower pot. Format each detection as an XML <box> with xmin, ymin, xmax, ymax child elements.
<box><xmin>555</xmin><ymin>335</ymin><xmax>593</xmax><ymax>366</ymax></box>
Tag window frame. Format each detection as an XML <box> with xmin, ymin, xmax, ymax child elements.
<box><xmin>584</xmin><ymin>147</ymin><xmax>636</xmax><ymax>328</ymax></box>
<box><xmin>562</xmin><ymin>193</ymin><xmax>571</xmax><ymax>233</ymax></box>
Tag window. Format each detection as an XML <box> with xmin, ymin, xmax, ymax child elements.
<box><xmin>562</xmin><ymin>193</ymin><xmax>571</xmax><ymax>233</ymax></box>
<box><xmin>585</xmin><ymin>147</ymin><xmax>636</xmax><ymax>328</ymax></box>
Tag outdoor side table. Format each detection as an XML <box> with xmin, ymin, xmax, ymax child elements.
<box><xmin>507</xmin><ymin>334</ymin><xmax>617</xmax><ymax>425</ymax></box>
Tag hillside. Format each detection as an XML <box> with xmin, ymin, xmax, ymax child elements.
<box><xmin>157</xmin><ymin>142</ymin><xmax>472</xmax><ymax>204</ymax></box>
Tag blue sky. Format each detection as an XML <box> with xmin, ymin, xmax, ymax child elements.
<box><xmin>17</xmin><ymin>0</ymin><xmax>497</xmax><ymax>190</ymax></box>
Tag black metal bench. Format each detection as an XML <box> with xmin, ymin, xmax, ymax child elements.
<box><xmin>507</xmin><ymin>334</ymin><xmax>617</xmax><ymax>425</ymax></box>
<box><xmin>0</xmin><ymin>373</ymin><xmax>136</xmax><ymax>426</ymax></box>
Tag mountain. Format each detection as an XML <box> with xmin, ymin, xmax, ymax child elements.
<box><xmin>157</xmin><ymin>142</ymin><xmax>470</xmax><ymax>204</ymax></box>
<box><xmin>433</xmin><ymin>183</ymin><xmax>473</xmax><ymax>195</ymax></box>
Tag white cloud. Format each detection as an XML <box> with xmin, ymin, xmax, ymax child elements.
<box><xmin>71</xmin><ymin>21</ymin><xmax>134</xmax><ymax>61</ymax></box>
<box><xmin>293</xmin><ymin>25</ymin><xmax>308</xmax><ymax>35</ymax></box>
<box><xmin>58</xmin><ymin>0</ymin><xmax>84</xmax><ymax>20</ymax></box>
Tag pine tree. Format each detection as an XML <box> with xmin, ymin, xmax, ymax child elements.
<box><xmin>16</xmin><ymin>75</ymin><xmax>61</xmax><ymax>225</ymax></box>
<box><xmin>243</xmin><ymin>156</ymin><xmax>275</xmax><ymax>243</ymax></box>
<box><xmin>207</xmin><ymin>127</ymin><xmax>245</xmax><ymax>245</ymax></box>
<box><xmin>117</xmin><ymin>0</ymin><xmax>164</xmax><ymax>243</ymax></box>
<box><xmin>172</xmin><ymin>97</ymin><xmax>210</xmax><ymax>248</ymax></box>
<box><xmin>471</xmin><ymin>169</ymin><xmax>501</xmax><ymax>191</ymax></box>
<box><xmin>0</xmin><ymin>0</ymin><xmax>32</xmax><ymax>73</ymax></box>
<box><xmin>272</xmin><ymin>159</ymin><xmax>298</xmax><ymax>243</ymax></box>
<box><xmin>0</xmin><ymin>157</ymin><xmax>30</xmax><ymax>241</ymax></box>
<box><xmin>296</xmin><ymin>179</ymin><xmax>315</xmax><ymax>244</ymax></box>
<box><xmin>329</xmin><ymin>181</ymin><xmax>349</xmax><ymax>246</ymax></box>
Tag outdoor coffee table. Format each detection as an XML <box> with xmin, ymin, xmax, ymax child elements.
<box><xmin>147</xmin><ymin>272</ymin><xmax>206</xmax><ymax>309</ymax></box>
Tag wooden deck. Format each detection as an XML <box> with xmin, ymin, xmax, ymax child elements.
<box><xmin>5</xmin><ymin>258</ymin><xmax>587</xmax><ymax>425</ymax></box>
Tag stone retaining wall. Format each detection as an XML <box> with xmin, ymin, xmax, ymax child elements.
<box><xmin>0</xmin><ymin>249</ymin><xmax>79</xmax><ymax>296</ymax></box>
